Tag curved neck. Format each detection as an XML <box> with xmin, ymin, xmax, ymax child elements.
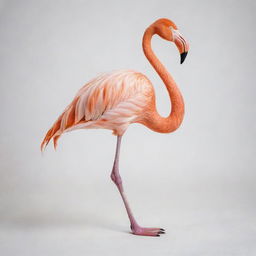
<box><xmin>142</xmin><ymin>26</ymin><xmax>184</xmax><ymax>133</ymax></box>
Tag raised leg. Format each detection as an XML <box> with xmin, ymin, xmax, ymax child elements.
<box><xmin>110</xmin><ymin>135</ymin><xmax>165</xmax><ymax>236</ymax></box>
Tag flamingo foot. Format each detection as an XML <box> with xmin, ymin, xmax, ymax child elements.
<box><xmin>131</xmin><ymin>225</ymin><xmax>165</xmax><ymax>237</ymax></box>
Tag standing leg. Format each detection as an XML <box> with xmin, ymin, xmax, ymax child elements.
<box><xmin>110</xmin><ymin>135</ymin><xmax>165</xmax><ymax>236</ymax></box>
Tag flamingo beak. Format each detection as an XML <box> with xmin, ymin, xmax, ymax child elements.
<box><xmin>173</xmin><ymin>29</ymin><xmax>189</xmax><ymax>64</ymax></box>
<box><xmin>180</xmin><ymin>52</ymin><xmax>188</xmax><ymax>64</ymax></box>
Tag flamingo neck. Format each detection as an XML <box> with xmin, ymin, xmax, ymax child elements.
<box><xmin>141</xmin><ymin>26</ymin><xmax>185</xmax><ymax>133</ymax></box>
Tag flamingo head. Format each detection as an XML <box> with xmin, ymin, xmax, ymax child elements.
<box><xmin>152</xmin><ymin>18</ymin><xmax>189</xmax><ymax>64</ymax></box>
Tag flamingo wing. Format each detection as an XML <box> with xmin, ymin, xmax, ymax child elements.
<box><xmin>41</xmin><ymin>70</ymin><xmax>154</xmax><ymax>150</ymax></box>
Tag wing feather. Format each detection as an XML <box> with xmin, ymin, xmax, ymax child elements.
<box><xmin>41</xmin><ymin>70</ymin><xmax>153</xmax><ymax>150</ymax></box>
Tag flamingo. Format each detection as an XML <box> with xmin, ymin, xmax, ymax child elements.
<box><xmin>41</xmin><ymin>18</ymin><xmax>189</xmax><ymax>237</ymax></box>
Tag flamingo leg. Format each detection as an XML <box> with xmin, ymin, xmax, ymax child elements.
<box><xmin>110</xmin><ymin>135</ymin><xmax>165</xmax><ymax>236</ymax></box>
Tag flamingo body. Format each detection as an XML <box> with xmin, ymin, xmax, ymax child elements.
<box><xmin>41</xmin><ymin>18</ymin><xmax>189</xmax><ymax>236</ymax></box>
<box><xmin>41</xmin><ymin>70</ymin><xmax>154</xmax><ymax>150</ymax></box>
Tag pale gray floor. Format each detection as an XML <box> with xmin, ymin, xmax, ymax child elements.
<box><xmin>0</xmin><ymin>176</ymin><xmax>255</xmax><ymax>256</ymax></box>
<box><xmin>1</xmin><ymin>211</ymin><xmax>255</xmax><ymax>256</ymax></box>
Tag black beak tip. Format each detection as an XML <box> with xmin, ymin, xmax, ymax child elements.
<box><xmin>180</xmin><ymin>52</ymin><xmax>188</xmax><ymax>64</ymax></box>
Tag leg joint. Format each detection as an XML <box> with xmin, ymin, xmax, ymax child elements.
<box><xmin>111</xmin><ymin>172</ymin><xmax>122</xmax><ymax>186</ymax></box>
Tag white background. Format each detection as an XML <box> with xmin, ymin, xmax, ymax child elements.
<box><xmin>0</xmin><ymin>0</ymin><xmax>255</xmax><ymax>255</ymax></box>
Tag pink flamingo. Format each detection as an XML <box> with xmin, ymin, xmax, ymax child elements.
<box><xmin>41</xmin><ymin>18</ymin><xmax>189</xmax><ymax>237</ymax></box>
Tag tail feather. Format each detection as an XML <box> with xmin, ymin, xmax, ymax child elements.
<box><xmin>40</xmin><ymin>102</ymin><xmax>83</xmax><ymax>151</ymax></box>
<box><xmin>53</xmin><ymin>135</ymin><xmax>60</xmax><ymax>150</ymax></box>
<box><xmin>40</xmin><ymin>116</ymin><xmax>63</xmax><ymax>151</ymax></box>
